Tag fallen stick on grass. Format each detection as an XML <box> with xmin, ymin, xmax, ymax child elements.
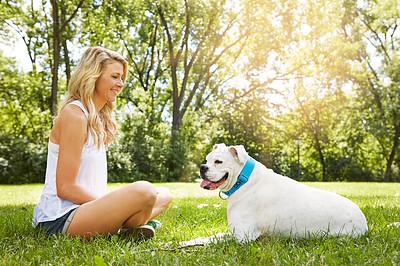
<box><xmin>139</xmin><ymin>233</ymin><xmax>229</xmax><ymax>253</ymax></box>
<box><xmin>139</xmin><ymin>243</ymin><xmax>205</xmax><ymax>253</ymax></box>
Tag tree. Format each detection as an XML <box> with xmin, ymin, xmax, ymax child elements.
<box><xmin>49</xmin><ymin>0</ymin><xmax>87</xmax><ymax>117</ymax></box>
<box><xmin>1</xmin><ymin>0</ymin><xmax>87</xmax><ymax>117</ymax></box>
<box><xmin>270</xmin><ymin>0</ymin><xmax>361</xmax><ymax>181</ymax></box>
<box><xmin>154</xmin><ymin>0</ymin><xmax>255</xmax><ymax>180</ymax></box>
<box><xmin>0</xmin><ymin>0</ymin><xmax>47</xmax><ymax>73</ymax></box>
<box><xmin>0</xmin><ymin>52</ymin><xmax>49</xmax><ymax>183</ymax></box>
<box><xmin>90</xmin><ymin>0</ymin><xmax>266</xmax><ymax>180</ymax></box>
<box><xmin>343</xmin><ymin>0</ymin><xmax>400</xmax><ymax>181</ymax></box>
<box><xmin>212</xmin><ymin>87</ymin><xmax>276</xmax><ymax>168</ymax></box>
<box><xmin>155</xmin><ymin>0</ymin><xmax>250</xmax><ymax>136</ymax></box>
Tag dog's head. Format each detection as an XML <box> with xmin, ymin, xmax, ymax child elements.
<box><xmin>200</xmin><ymin>143</ymin><xmax>248</xmax><ymax>191</ymax></box>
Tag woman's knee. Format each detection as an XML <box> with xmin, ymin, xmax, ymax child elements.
<box><xmin>127</xmin><ymin>181</ymin><xmax>157</xmax><ymax>206</ymax></box>
<box><xmin>157</xmin><ymin>187</ymin><xmax>172</xmax><ymax>207</ymax></box>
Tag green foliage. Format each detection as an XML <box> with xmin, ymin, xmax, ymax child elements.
<box><xmin>0</xmin><ymin>135</ymin><xmax>46</xmax><ymax>184</ymax></box>
<box><xmin>211</xmin><ymin>87</ymin><xmax>275</xmax><ymax>168</ymax></box>
<box><xmin>345</xmin><ymin>0</ymin><xmax>400</xmax><ymax>181</ymax></box>
<box><xmin>109</xmin><ymin>107</ymin><xmax>217</xmax><ymax>182</ymax></box>
<box><xmin>0</xmin><ymin>53</ymin><xmax>50</xmax><ymax>184</ymax></box>
<box><xmin>2</xmin><ymin>0</ymin><xmax>400</xmax><ymax>183</ymax></box>
<box><xmin>106</xmin><ymin>136</ymin><xmax>134</xmax><ymax>183</ymax></box>
<box><xmin>118</xmin><ymin>112</ymin><xmax>171</xmax><ymax>182</ymax></box>
<box><xmin>1</xmin><ymin>183</ymin><xmax>400</xmax><ymax>264</ymax></box>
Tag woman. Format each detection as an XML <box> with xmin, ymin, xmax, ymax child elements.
<box><xmin>33</xmin><ymin>46</ymin><xmax>172</xmax><ymax>239</ymax></box>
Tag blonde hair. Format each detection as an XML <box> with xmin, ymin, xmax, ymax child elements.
<box><xmin>60</xmin><ymin>46</ymin><xmax>128</xmax><ymax>149</ymax></box>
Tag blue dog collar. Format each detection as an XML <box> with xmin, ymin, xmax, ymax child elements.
<box><xmin>220</xmin><ymin>157</ymin><xmax>256</xmax><ymax>199</ymax></box>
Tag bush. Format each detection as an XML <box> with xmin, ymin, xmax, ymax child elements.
<box><xmin>0</xmin><ymin>134</ymin><xmax>46</xmax><ymax>184</ymax></box>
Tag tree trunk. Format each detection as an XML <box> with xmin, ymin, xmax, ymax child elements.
<box><xmin>61</xmin><ymin>8</ymin><xmax>71</xmax><ymax>87</ymax></box>
<box><xmin>171</xmin><ymin>102</ymin><xmax>183</xmax><ymax>139</ymax></box>
<box><xmin>315</xmin><ymin>137</ymin><xmax>327</xmax><ymax>181</ymax></box>
<box><xmin>62</xmin><ymin>40</ymin><xmax>70</xmax><ymax>86</ymax></box>
<box><xmin>384</xmin><ymin>122</ymin><xmax>400</xmax><ymax>182</ymax></box>
<box><xmin>51</xmin><ymin>0</ymin><xmax>60</xmax><ymax>117</ymax></box>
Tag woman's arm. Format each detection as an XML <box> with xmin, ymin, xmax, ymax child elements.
<box><xmin>54</xmin><ymin>105</ymin><xmax>100</xmax><ymax>205</ymax></box>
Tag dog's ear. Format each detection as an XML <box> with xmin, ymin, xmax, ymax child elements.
<box><xmin>213</xmin><ymin>143</ymin><xmax>226</xmax><ymax>150</ymax></box>
<box><xmin>228</xmin><ymin>145</ymin><xmax>248</xmax><ymax>163</ymax></box>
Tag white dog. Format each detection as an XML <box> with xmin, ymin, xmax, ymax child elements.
<box><xmin>199</xmin><ymin>144</ymin><xmax>368</xmax><ymax>241</ymax></box>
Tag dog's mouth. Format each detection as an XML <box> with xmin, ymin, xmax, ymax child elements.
<box><xmin>200</xmin><ymin>173</ymin><xmax>228</xmax><ymax>190</ymax></box>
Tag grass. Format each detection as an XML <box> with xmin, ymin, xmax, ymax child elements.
<box><xmin>1</xmin><ymin>182</ymin><xmax>400</xmax><ymax>265</ymax></box>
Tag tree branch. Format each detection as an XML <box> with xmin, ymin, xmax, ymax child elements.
<box><xmin>59</xmin><ymin>0</ymin><xmax>85</xmax><ymax>33</ymax></box>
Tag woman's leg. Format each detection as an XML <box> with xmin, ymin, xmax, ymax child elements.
<box><xmin>66</xmin><ymin>181</ymin><xmax>171</xmax><ymax>238</ymax></box>
<box><xmin>122</xmin><ymin>186</ymin><xmax>172</xmax><ymax>228</ymax></box>
<box><xmin>150</xmin><ymin>187</ymin><xmax>172</xmax><ymax>221</ymax></box>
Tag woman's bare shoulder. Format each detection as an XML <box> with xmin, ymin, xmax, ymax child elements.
<box><xmin>51</xmin><ymin>104</ymin><xmax>87</xmax><ymax>144</ymax></box>
<box><xmin>55</xmin><ymin>104</ymin><xmax>87</xmax><ymax>126</ymax></box>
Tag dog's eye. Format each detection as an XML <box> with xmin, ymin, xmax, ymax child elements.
<box><xmin>215</xmin><ymin>160</ymin><xmax>223</xmax><ymax>164</ymax></box>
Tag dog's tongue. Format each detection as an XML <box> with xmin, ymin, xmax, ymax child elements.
<box><xmin>200</xmin><ymin>179</ymin><xmax>213</xmax><ymax>189</ymax></box>
<box><xmin>200</xmin><ymin>178</ymin><xmax>225</xmax><ymax>190</ymax></box>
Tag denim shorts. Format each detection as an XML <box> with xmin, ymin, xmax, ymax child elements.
<box><xmin>37</xmin><ymin>208</ymin><xmax>78</xmax><ymax>236</ymax></box>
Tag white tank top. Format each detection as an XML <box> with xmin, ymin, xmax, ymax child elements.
<box><xmin>32</xmin><ymin>100</ymin><xmax>107</xmax><ymax>226</ymax></box>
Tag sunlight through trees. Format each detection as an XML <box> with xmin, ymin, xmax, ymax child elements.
<box><xmin>1</xmin><ymin>0</ymin><xmax>399</xmax><ymax>183</ymax></box>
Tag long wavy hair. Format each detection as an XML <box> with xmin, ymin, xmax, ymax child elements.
<box><xmin>60</xmin><ymin>46</ymin><xmax>128</xmax><ymax>149</ymax></box>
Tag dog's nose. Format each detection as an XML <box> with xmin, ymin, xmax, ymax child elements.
<box><xmin>200</xmin><ymin>165</ymin><xmax>208</xmax><ymax>176</ymax></box>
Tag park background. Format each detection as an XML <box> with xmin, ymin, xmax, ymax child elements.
<box><xmin>1</xmin><ymin>0</ymin><xmax>400</xmax><ymax>184</ymax></box>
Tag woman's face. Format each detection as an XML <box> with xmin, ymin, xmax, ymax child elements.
<box><xmin>94</xmin><ymin>61</ymin><xmax>124</xmax><ymax>108</ymax></box>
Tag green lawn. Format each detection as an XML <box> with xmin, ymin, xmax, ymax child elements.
<box><xmin>1</xmin><ymin>182</ymin><xmax>399</xmax><ymax>265</ymax></box>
